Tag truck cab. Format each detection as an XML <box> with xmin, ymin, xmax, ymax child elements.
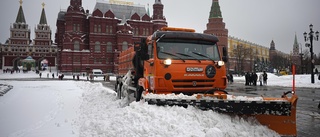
<box><xmin>138</xmin><ymin>27</ymin><xmax>228</xmax><ymax>94</ymax></box>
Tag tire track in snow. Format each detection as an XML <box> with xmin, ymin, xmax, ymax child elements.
<box><xmin>8</xmin><ymin>84</ymin><xmax>64</xmax><ymax>137</ymax></box>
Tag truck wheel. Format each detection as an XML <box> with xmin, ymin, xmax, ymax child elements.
<box><xmin>135</xmin><ymin>86</ymin><xmax>143</xmax><ymax>102</ymax></box>
<box><xmin>116</xmin><ymin>84</ymin><xmax>122</xmax><ymax>99</ymax></box>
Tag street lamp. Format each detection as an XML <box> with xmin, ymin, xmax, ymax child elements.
<box><xmin>299</xmin><ymin>43</ymin><xmax>304</xmax><ymax>74</ymax></box>
<box><xmin>303</xmin><ymin>24</ymin><xmax>319</xmax><ymax>83</ymax></box>
<box><xmin>56</xmin><ymin>64</ymin><xmax>58</xmax><ymax>76</ymax></box>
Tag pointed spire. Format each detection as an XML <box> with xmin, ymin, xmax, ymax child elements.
<box><xmin>39</xmin><ymin>2</ymin><xmax>48</xmax><ymax>24</ymax></box>
<box><xmin>15</xmin><ymin>0</ymin><xmax>26</xmax><ymax>23</ymax></box>
<box><xmin>270</xmin><ymin>40</ymin><xmax>275</xmax><ymax>50</ymax></box>
<box><xmin>209</xmin><ymin>0</ymin><xmax>222</xmax><ymax>18</ymax></box>
<box><xmin>294</xmin><ymin>33</ymin><xmax>298</xmax><ymax>46</ymax></box>
<box><xmin>120</xmin><ymin>15</ymin><xmax>127</xmax><ymax>25</ymax></box>
<box><xmin>155</xmin><ymin>0</ymin><xmax>162</xmax><ymax>4</ymax></box>
<box><xmin>147</xmin><ymin>3</ymin><xmax>150</xmax><ymax>16</ymax></box>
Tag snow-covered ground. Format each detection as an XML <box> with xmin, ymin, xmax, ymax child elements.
<box><xmin>233</xmin><ymin>72</ymin><xmax>320</xmax><ymax>88</ymax></box>
<box><xmin>0</xmin><ymin>71</ymin><xmax>319</xmax><ymax>137</ymax></box>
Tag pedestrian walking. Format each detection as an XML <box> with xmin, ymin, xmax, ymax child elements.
<box><xmin>258</xmin><ymin>73</ymin><xmax>263</xmax><ymax>86</ymax></box>
<box><xmin>228</xmin><ymin>72</ymin><xmax>233</xmax><ymax>84</ymax></box>
<box><xmin>263</xmin><ymin>71</ymin><xmax>268</xmax><ymax>85</ymax></box>
<box><xmin>252</xmin><ymin>72</ymin><xmax>258</xmax><ymax>86</ymax></box>
<box><xmin>52</xmin><ymin>73</ymin><xmax>55</xmax><ymax>79</ymax></box>
<box><xmin>47</xmin><ymin>73</ymin><xmax>49</xmax><ymax>78</ymax></box>
<box><xmin>39</xmin><ymin>72</ymin><xmax>42</xmax><ymax>78</ymax></box>
<box><xmin>315</xmin><ymin>68</ymin><xmax>319</xmax><ymax>76</ymax></box>
<box><xmin>245</xmin><ymin>72</ymin><xmax>249</xmax><ymax>86</ymax></box>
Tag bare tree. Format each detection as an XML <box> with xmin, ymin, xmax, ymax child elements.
<box><xmin>270</xmin><ymin>54</ymin><xmax>290</xmax><ymax>72</ymax></box>
<box><xmin>231</xmin><ymin>45</ymin><xmax>252</xmax><ymax>73</ymax></box>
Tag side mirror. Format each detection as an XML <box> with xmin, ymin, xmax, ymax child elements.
<box><xmin>222</xmin><ymin>47</ymin><xmax>228</xmax><ymax>63</ymax></box>
<box><xmin>135</xmin><ymin>38</ymin><xmax>150</xmax><ymax>60</ymax></box>
<box><xmin>134</xmin><ymin>42</ymin><xmax>141</xmax><ymax>51</ymax></box>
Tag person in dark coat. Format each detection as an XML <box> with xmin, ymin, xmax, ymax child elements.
<box><xmin>248</xmin><ymin>72</ymin><xmax>253</xmax><ymax>86</ymax></box>
<box><xmin>229</xmin><ymin>72</ymin><xmax>233</xmax><ymax>84</ymax></box>
<box><xmin>245</xmin><ymin>72</ymin><xmax>249</xmax><ymax>86</ymax></box>
<box><xmin>263</xmin><ymin>71</ymin><xmax>268</xmax><ymax>85</ymax></box>
<box><xmin>252</xmin><ymin>72</ymin><xmax>258</xmax><ymax>86</ymax></box>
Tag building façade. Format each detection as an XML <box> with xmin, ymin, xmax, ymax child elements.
<box><xmin>0</xmin><ymin>0</ymin><xmax>57</xmax><ymax>71</ymax></box>
<box><xmin>55</xmin><ymin>0</ymin><xmax>167</xmax><ymax>74</ymax></box>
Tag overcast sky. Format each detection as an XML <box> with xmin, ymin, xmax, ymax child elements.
<box><xmin>1</xmin><ymin>0</ymin><xmax>320</xmax><ymax>54</ymax></box>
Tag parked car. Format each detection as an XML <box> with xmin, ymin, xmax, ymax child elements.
<box><xmin>92</xmin><ymin>69</ymin><xmax>104</xmax><ymax>77</ymax></box>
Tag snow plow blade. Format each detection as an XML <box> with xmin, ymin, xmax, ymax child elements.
<box><xmin>145</xmin><ymin>98</ymin><xmax>292</xmax><ymax>115</ymax></box>
<box><xmin>142</xmin><ymin>92</ymin><xmax>298</xmax><ymax>136</ymax></box>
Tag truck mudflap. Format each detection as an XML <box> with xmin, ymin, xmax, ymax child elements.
<box><xmin>143</xmin><ymin>94</ymin><xmax>292</xmax><ymax>116</ymax></box>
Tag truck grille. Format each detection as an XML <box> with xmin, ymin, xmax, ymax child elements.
<box><xmin>172</xmin><ymin>79</ymin><xmax>215</xmax><ymax>88</ymax></box>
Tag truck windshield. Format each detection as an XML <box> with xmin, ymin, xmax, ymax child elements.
<box><xmin>157</xmin><ymin>40</ymin><xmax>220</xmax><ymax>61</ymax></box>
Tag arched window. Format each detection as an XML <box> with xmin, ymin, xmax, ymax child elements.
<box><xmin>98</xmin><ymin>25</ymin><xmax>101</xmax><ymax>33</ymax></box>
<box><xmin>95</xmin><ymin>41</ymin><xmax>101</xmax><ymax>52</ymax></box>
<box><xmin>109</xmin><ymin>26</ymin><xmax>113</xmax><ymax>33</ymax></box>
<box><xmin>122</xmin><ymin>41</ymin><xmax>128</xmax><ymax>51</ymax></box>
<box><xmin>106</xmin><ymin>42</ymin><xmax>112</xmax><ymax>53</ymax></box>
<box><xmin>73</xmin><ymin>24</ymin><xmax>77</xmax><ymax>32</ymax></box>
<box><xmin>94</xmin><ymin>25</ymin><xmax>97</xmax><ymax>33</ymax></box>
<box><xmin>106</xmin><ymin>26</ymin><xmax>109</xmax><ymax>34</ymax></box>
<box><xmin>74</xmin><ymin>41</ymin><xmax>80</xmax><ymax>51</ymax></box>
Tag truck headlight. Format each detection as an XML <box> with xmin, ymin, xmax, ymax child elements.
<box><xmin>217</xmin><ymin>61</ymin><xmax>225</xmax><ymax>66</ymax></box>
<box><xmin>164</xmin><ymin>59</ymin><xmax>172</xmax><ymax>66</ymax></box>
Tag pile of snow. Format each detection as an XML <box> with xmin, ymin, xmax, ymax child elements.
<box><xmin>76</xmin><ymin>82</ymin><xmax>279</xmax><ymax>137</ymax></box>
<box><xmin>143</xmin><ymin>93</ymin><xmax>265</xmax><ymax>101</ymax></box>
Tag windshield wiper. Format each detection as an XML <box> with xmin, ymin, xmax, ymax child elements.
<box><xmin>191</xmin><ymin>52</ymin><xmax>215</xmax><ymax>63</ymax></box>
<box><xmin>159</xmin><ymin>51</ymin><xmax>185</xmax><ymax>62</ymax></box>
<box><xmin>156</xmin><ymin>34</ymin><xmax>166</xmax><ymax>43</ymax></box>
<box><xmin>175</xmin><ymin>52</ymin><xmax>201</xmax><ymax>63</ymax></box>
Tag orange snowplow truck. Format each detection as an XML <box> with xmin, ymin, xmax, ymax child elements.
<box><xmin>117</xmin><ymin>27</ymin><xmax>228</xmax><ymax>97</ymax></box>
<box><xmin>116</xmin><ymin>27</ymin><xmax>297</xmax><ymax>136</ymax></box>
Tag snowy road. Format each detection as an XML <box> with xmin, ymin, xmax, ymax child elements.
<box><xmin>0</xmin><ymin>81</ymin><xmax>83</xmax><ymax>137</ymax></box>
<box><xmin>226</xmin><ymin>82</ymin><xmax>320</xmax><ymax>137</ymax></box>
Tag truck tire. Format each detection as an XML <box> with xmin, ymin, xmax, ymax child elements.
<box><xmin>135</xmin><ymin>86</ymin><xmax>143</xmax><ymax>102</ymax></box>
<box><xmin>116</xmin><ymin>84</ymin><xmax>122</xmax><ymax>99</ymax></box>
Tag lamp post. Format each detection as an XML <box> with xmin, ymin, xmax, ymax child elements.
<box><xmin>56</xmin><ymin>64</ymin><xmax>58</xmax><ymax>76</ymax></box>
<box><xmin>303</xmin><ymin>24</ymin><xmax>319</xmax><ymax>83</ymax></box>
<box><xmin>299</xmin><ymin>43</ymin><xmax>304</xmax><ymax>74</ymax></box>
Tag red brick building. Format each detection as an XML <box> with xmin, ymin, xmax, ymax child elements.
<box><xmin>0</xmin><ymin>1</ymin><xmax>57</xmax><ymax>71</ymax></box>
<box><xmin>55</xmin><ymin>0</ymin><xmax>167</xmax><ymax>74</ymax></box>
